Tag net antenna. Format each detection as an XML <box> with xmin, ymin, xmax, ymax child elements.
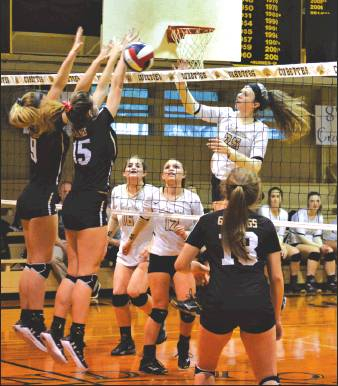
<box><xmin>167</xmin><ymin>25</ymin><xmax>215</xmax><ymax>69</ymax></box>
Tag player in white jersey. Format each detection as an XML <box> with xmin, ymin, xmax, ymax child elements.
<box><xmin>289</xmin><ymin>192</ymin><xmax>336</xmax><ymax>294</ymax></box>
<box><xmin>123</xmin><ymin>159</ymin><xmax>204</xmax><ymax>375</ymax></box>
<box><xmin>259</xmin><ymin>187</ymin><xmax>303</xmax><ymax>293</ymax></box>
<box><xmin>108</xmin><ymin>156</ymin><xmax>166</xmax><ymax>356</ymax></box>
<box><xmin>175</xmin><ymin>63</ymin><xmax>311</xmax><ymax>209</ymax></box>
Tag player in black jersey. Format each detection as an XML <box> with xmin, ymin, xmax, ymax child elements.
<box><xmin>40</xmin><ymin>31</ymin><xmax>138</xmax><ymax>370</ymax></box>
<box><xmin>175</xmin><ymin>168</ymin><xmax>283</xmax><ymax>385</ymax></box>
<box><xmin>8</xmin><ymin>27</ymin><xmax>84</xmax><ymax>352</ymax></box>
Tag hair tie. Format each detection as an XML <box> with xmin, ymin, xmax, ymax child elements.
<box><xmin>16</xmin><ymin>97</ymin><xmax>24</xmax><ymax>106</ymax></box>
<box><xmin>62</xmin><ymin>101</ymin><xmax>73</xmax><ymax>113</ymax></box>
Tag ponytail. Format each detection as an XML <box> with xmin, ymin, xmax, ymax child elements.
<box><xmin>268</xmin><ymin>90</ymin><xmax>311</xmax><ymax>142</ymax></box>
<box><xmin>220</xmin><ymin>168</ymin><xmax>261</xmax><ymax>263</ymax></box>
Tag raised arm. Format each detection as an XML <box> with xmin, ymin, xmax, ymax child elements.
<box><xmin>74</xmin><ymin>42</ymin><xmax>113</xmax><ymax>93</ymax></box>
<box><xmin>47</xmin><ymin>26</ymin><xmax>83</xmax><ymax>100</ymax></box>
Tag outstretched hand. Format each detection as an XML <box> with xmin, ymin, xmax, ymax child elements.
<box><xmin>121</xmin><ymin>29</ymin><xmax>140</xmax><ymax>49</ymax></box>
<box><xmin>207</xmin><ymin>138</ymin><xmax>230</xmax><ymax>156</ymax></box>
<box><xmin>97</xmin><ymin>41</ymin><xmax>114</xmax><ymax>62</ymax></box>
<box><xmin>71</xmin><ymin>26</ymin><xmax>84</xmax><ymax>55</ymax></box>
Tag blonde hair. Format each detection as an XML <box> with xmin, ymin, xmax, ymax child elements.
<box><xmin>9</xmin><ymin>92</ymin><xmax>64</xmax><ymax>137</ymax></box>
<box><xmin>268</xmin><ymin>89</ymin><xmax>311</xmax><ymax>142</ymax></box>
<box><xmin>220</xmin><ymin>168</ymin><xmax>261</xmax><ymax>263</ymax></box>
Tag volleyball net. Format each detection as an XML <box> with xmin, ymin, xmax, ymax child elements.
<box><xmin>1</xmin><ymin>62</ymin><xmax>337</xmax><ymax>233</ymax></box>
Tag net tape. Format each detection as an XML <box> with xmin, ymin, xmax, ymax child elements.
<box><xmin>1</xmin><ymin>200</ymin><xmax>336</xmax><ymax>231</ymax></box>
<box><xmin>1</xmin><ymin>62</ymin><xmax>336</xmax><ymax>86</ymax></box>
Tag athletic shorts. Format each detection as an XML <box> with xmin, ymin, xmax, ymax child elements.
<box><xmin>148</xmin><ymin>253</ymin><xmax>177</xmax><ymax>278</ymax></box>
<box><xmin>200</xmin><ymin>304</ymin><xmax>276</xmax><ymax>334</ymax></box>
<box><xmin>62</xmin><ymin>190</ymin><xmax>108</xmax><ymax>231</ymax></box>
<box><xmin>16</xmin><ymin>182</ymin><xmax>59</xmax><ymax>220</ymax></box>
<box><xmin>211</xmin><ymin>174</ymin><xmax>224</xmax><ymax>202</ymax></box>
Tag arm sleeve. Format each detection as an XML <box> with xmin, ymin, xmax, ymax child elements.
<box><xmin>186</xmin><ymin>217</ymin><xmax>206</xmax><ymax>249</ymax></box>
<box><xmin>195</xmin><ymin>105</ymin><xmax>232</xmax><ymax>125</ymax></box>
<box><xmin>249</xmin><ymin>124</ymin><xmax>269</xmax><ymax>160</ymax></box>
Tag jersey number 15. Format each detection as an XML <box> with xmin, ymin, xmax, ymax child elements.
<box><xmin>73</xmin><ymin>139</ymin><xmax>92</xmax><ymax>165</ymax></box>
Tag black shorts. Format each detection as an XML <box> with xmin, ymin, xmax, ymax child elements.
<box><xmin>16</xmin><ymin>182</ymin><xmax>59</xmax><ymax>220</ymax></box>
<box><xmin>211</xmin><ymin>174</ymin><xmax>224</xmax><ymax>202</ymax></box>
<box><xmin>148</xmin><ymin>253</ymin><xmax>177</xmax><ymax>278</ymax></box>
<box><xmin>200</xmin><ymin>304</ymin><xmax>275</xmax><ymax>334</ymax></box>
<box><xmin>62</xmin><ymin>190</ymin><xmax>108</xmax><ymax>231</ymax></box>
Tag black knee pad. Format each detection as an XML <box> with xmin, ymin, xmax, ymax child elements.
<box><xmin>112</xmin><ymin>293</ymin><xmax>130</xmax><ymax>307</ymax></box>
<box><xmin>195</xmin><ymin>365</ymin><xmax>216</xmax><ymax>377</ymax></box>
<box><xmin>259</xmin><ymin>375</ymin><xmax>280</xmax><ymax>385</ymax></box>
<box><xmin>65</xmin><ymin>274</ymin><xmax>77</xmax><ymax>283</ymax></box>
<box><xmin>308</xmin><ymin>252</ymin><xmax>321</xmax><ymax>262</ymax></box>
<box><xmin>77</xmin><ymin>274</ymin><xmax>98</xmax><ymax>290</ymax></box>
<box><xmin>324</xmin><ymin>252</ymin><xmax>336</xmax><ymax>262</ymax></box>
<box><xmin>30</xmin><ymin>263</ymin><xmax>52</xmax><ymax>279</ymax></box>
<box><xmin>149</xmin><ymin>308</ymin><xmax>168</xmax><ymax>324</ymax></box>
<box><xmin>130</xmin><ymin>292</ymin><xmax>148</xmax><ymax>307</ymax></box>
<box><xmin>24</xmin><ymin>263</ymin><xmax>32</xmax><ymax>270</ymax></box>
<box><xmin>290</xmin><ymin>253</ymin><xmax>301</xmax><ymax>262</ymax></box>
<box><xmin>180</xmin><ymin>310</ymin><xmax>196</xmax><ymax>323</ymax></box>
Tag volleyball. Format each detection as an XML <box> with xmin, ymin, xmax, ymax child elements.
<box><xmin>123</xmin><ymin>42</ymin><xmax>154</xmax><ymax>72</ymax></box>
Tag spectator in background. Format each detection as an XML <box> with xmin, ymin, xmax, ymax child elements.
<box><xmin>259</xmin><ymin>188</ymin><xmax>303</xmax><ymax>293</ymax></box>
<box><xmin>323</xmin><ymin>218</ymin><xmax>337</xmax><ymax>253</ymax></box>
<box><xmin>289</xmin><ymin>192</ymin><xmax>336</xmax><ymax>294</ymax></box>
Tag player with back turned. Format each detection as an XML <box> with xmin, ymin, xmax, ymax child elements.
<box><xmin>175</xmin><ymin>168</ymin><xmax>284</xmax><ymax>385</ymax></box>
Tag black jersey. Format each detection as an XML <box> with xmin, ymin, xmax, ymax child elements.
<box><xmin>29</xmin><ymin>114</ymin><xmax>70</xmax><ymax>186</ymax></box>
<box><xmin>187</xmin><ymin>210</ymin><xmax>281</xmax><ymax>310</ymax></box>
<box><xmin>71</xmin><ymin>107</ymin><xmax>117</xmax><ymax>192</ymax></box>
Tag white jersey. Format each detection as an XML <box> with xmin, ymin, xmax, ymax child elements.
<box><xmin>323</xmin><ymin>218</ymin><xmax>337</xmax><ymax>241</ymax></box>
<box><xmin>144</xmin><ymin>188</ymin><xmax>204</xmax><ymax>256</ymax></box>
<box><xmin>258</xmin><ymin>205</ymin><xmax>288</xmax><ymax>239</ymax></box>
<box><xmin>288</xmin><ymin>208</ymin><xmax>323</xmax><ymax>244</ymax></box>
<box><xmin>111</xmin><ymin>184</ymin><xmax>157</xmax><ymax>266</ymax></box>
<box><xmin>196</xmin><ymin>105</ymin><xmax>269</xmax><ymax>180</ymax></box>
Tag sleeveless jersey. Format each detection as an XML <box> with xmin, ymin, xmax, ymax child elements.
<box><xmin>72</xmin><ymin>107</ymin><xmax>117</xmax><ymax>192</ymax></box>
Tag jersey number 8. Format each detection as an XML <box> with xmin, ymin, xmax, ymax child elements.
<box><xmin>221</xmin><ymin>231</ymin><xmax>258</xmax><ymax>266</ymax></box>
<box><xmin>73</xmin><ymin>139</ymin><xmax>92</xmax><ymax>166</ymax></box>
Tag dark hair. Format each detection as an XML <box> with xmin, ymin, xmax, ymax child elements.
<box><xmin>220</xmin><ymin>168</ymin><xmax>261</xmax><ymax>263</ymax></box>
<box><xmin>268</xmin><ymin>186</ymin><xmax>283</xmax><ymax>207</ymax></box>
<box><xmin>307</xmin><ymin>191</ymin><xmax>322</xmax><ymax>212</ymax></box>
<box><xmin>123</xmin><ymin>155</ymin><xmax>147</xmax><ymax>185</ymax></box>
<box><xmin>66</xmin><ymin>91</ymin><xmax>93</xmax><ymax>133</ymax></box>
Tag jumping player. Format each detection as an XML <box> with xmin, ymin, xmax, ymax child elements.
<box><xmin>123</xmin><ymin>159</ymin><xmax>204</xmax><ymax>375</ymax></box>
<box><xmin>108</xmin><ymin>155</ymin><xmax>166</xmax><ymax>356</ymax></box>
<box><xmin>8</xmin><ymin>27</ymin><xmax>83</xmax><ymax>351</ymax></box>
<box><xmin>175</xmin><ymin>65</ymin><xmax>311</xmax><ymax>209</ymax></box>
<box><xmin>175</xmin><ymin>168</ymin><xmax>283</xmax><ymax>385</ymax></box>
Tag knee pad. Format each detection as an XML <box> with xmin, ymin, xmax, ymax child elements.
<box><xmin>112</xmin><ymin>293</ymin><xmax>130</xmax><ymax>307</ymax></box>
<box><xmin>259</xmin><ymin>375</ymin><xmax>280</xmax><ymax>385</ymax></box>
<box><xmin>24</xmin><ymin>263</ymin><xmax>31</xmax><ymax>271</ymax></box>
<box><xmin>149</xmin><ymin>308</ymin><xmax>168</xmax><ymax>324</ymax></box>
<box><xmin>180</xmin><ymin>310</ymin><xmax>196</xmax><ymax>323</ymax></box>
<box><xmin>130</xmin><ymin>292</ymin><xmax>148</xmax><ymax>307</ymax></box>
<box><xmin>290</xmin><ymin>253</ymin><xmax>301</xmax><ymax>262</ymax></box>
<box><xmin>30</xmin><ymin>263</ymin><xmax>52</xmax><ymax>279</ymax></box>
<box><xmin>308</xmin><ymin>252</ymin><xmax>320</xmax><ymax>262</ymax></box>
<box><xmin>65</xmin><ymin>274</ymin><xmax>77</xmax><ymax>283</ymax></box>
<box><xmin>324</xmin><ymin>252</ymin><xmax>336</xmax><ymax>262</ymax></box>
<box><xmin>195</xmin><ymin>365</ymin><xmax>216</xmax><ymax>377</ymax></box>
<box><xmin>77</xmin><ymin>274</ymin><xmax>98</xmax><ymax>290</ymax></box>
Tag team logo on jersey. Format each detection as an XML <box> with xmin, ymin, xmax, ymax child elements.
<box><xmin>223</xmin><ymin>132</ymin><xmax>241</xmax><ymax>150</ymax></box>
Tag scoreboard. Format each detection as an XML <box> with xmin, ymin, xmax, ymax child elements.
<box><xmin>241</xmin><ymin>0</ymin><xmax>302</xmax><ymax>65</ymax></box>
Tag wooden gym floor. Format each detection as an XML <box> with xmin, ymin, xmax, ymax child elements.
<box><xmin>1</xmin><ymin>294</ymin><xmax>337</xmax><ymax>385</ymax></box>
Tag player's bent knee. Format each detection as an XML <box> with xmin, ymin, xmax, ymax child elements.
<box><xmin>149</xmin><ymin>308</ymin><xmax>168</xmax><ymax>324</ymax></box>
<box><xmin>259</xmin><ymin>375</ymin><xmax>280</xmax><ymax>385</ymax></box>
<box><xmin>324</xmin><ymin>252</ymin><xmax>336</xmax><ymax>262</ymax></box>
<box><xmin>112</xmin><ymin>293</ymin><xmax>130</xmax><ymax>307</ymax></box>
<box><xmin>130</xmin><ymin>292</ymin><xmax>148</xmax><ymax>307</ymax></box>
<box><xmin>29</xmin><ymin>263</ymin><xmax>52</xmax><ymax>279</ymax></box>
<box><xmin>180</xmin><ymin>310</ymin><xmax>196</xmax><ymax>323</ymax></box>
<box><xmin>290</xmin><ymin>253</ymin><xmax>301</xmax><ymax>262</ymax></box>
<box><xmin>308</xmin><ymin>252</ymin><xmax>320</xmax><ymax>262</ymax></box>
<box><xmin>77</xmin><ymin>274</ymin><xmax>98</xmax><ymax>290</ymax></box>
